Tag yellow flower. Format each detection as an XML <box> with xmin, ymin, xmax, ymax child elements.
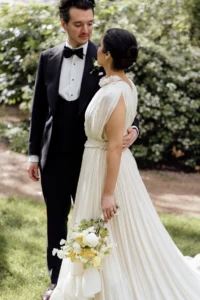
<box><xmin>67</xmin><ymin>252</ymin><xmax>76</xmax><ymax>262</ymax></box>
<box><xmin>76</xmin><ymin>236</ymin><xmax>85</xmax><ymax>247</ymax></box>
<box><xmin>81</xmin><ymin>249</ymin><xmax>96</xmax><ymax>259</ymax></box>
<box><xmin>93</xmin><ymin>256</ymin><xmax>101</xmax><ymax>268</ymax></box>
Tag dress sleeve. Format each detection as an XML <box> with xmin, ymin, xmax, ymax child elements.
<box><xmin>100</xmin><ymin>82</ymin><xmax>138</xmax><ymax>138</ymax></box>
<box><xmin>101</xmin><ymin>84</ymin><xmax>125</xmax><ymax>126</ymax></box>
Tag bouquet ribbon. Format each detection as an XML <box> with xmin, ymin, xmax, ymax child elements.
<box><xmin>65</xmin><ymin>261</ymin><xmax>102</xmax><ymax>299</ymax></box>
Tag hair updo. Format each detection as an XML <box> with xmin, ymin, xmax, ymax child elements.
<box><xmin>102</xmin><ymin>28</ymin><xmax>138</xmax><ymax>70</ymax></box>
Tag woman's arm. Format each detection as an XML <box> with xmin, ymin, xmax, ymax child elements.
<box><xmin>102</xmin><ymin>94</ymin><xmax>126</xmax><ymax>222</ymax></box>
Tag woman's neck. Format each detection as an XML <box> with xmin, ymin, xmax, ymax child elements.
<box><xmin>104</xmin><ymin>66</ymin><xmax>125</xmax><ymax>78</ymax></box>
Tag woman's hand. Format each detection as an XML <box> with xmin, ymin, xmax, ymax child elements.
<box><xmin>101</xmin><ymin>194</ymin><xmax>117</xmax><ymax>222</ymax></box>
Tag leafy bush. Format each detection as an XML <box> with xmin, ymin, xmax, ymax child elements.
<box><xmin>0</xmin><ymin>1</ymin><xmax>199</xmax><ymax>170</ymax></box>
<box><xmin>94</xmin><ymin>0</ymin><xmax>200</xmax><ymax>171</ymax></box>
<box><xmin>0</xmin><ymin>3</ymin><xmax>63</xmax><ymax>107</ymax></box>
<box><xmin>0</xmin><ymin>122</ymin><xmax>29</xmax><ymax>154</ymax></box>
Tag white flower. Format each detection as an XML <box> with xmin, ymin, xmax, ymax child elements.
<box><xmin>62</xmin><ymin>245</ymin><xmax>70</xmax><ymax>252</ymax></box>
<box><xmin>83</xmin><ymin>233</ymin><xmax>99</xmax><ymax>247</ymax></box>
<box><xmin>73</xmin><ymin>242</ymin><xmax>81</xmax><ymax>249</ymax></box>
<box><xmin>57</xmin><ymin>250</ymin><xmax>66</xmax><ymax>259</ymax></box>
<box><xmin>87</xmin><ymin>226</ymin><xmax>96</xmax><ymax>233</ymax></box>
<box><xmin>60</xmin><ymin>239</ymin><xmax>66</xmax><ymax>245</ymax></box>
<box><xmin>100</xmin><ymin>213</ymin><xmax>104</xmax><ymax>220</ymax></box>
<box><xmin>52</xmin><ymin>248</ymin><xmax>58</xmax><ymax>256</ymax></box>
<box><xmin>79</xmin><ymin>257</ymin><xmax>88</xmax><ymax>264</ymax></box>
<box><xmin>73</xmin><ymin>248</ymin><xmax>81</xmax><ymax>254</ymax></box>
<box><xmin>94</xmin><ymin>61</ymin><xmax>100</xmax><ymax>67</ymax></box>
<box><xmin>90</xmin><ymin>58</ymin><xmax>101</xmax><ymax>74</ymax></box>
<box><xmin>100</xmin><ymin>245</ymin><xmax>108</xmax><ymax>253</ymax></box>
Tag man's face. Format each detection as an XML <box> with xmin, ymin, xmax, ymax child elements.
<box><xmin>61</xmin><ymin>8</ymin><xmax>94</xmax><ymax>47</ymax></box>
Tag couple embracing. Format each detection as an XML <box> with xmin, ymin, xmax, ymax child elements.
<box><xmin>28</xmin><ymin>0</ymin><xmax>200</xmax><ymax>299</ymax></box>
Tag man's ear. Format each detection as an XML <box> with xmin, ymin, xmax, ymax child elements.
<box><xmin>60</xmin><ymin>19</ymin><xmax>67</xmax><ymax>31</ymax></box>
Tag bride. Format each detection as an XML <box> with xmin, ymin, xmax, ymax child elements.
<box><xmin>51</xmin><ymin>28</ymin><xmax>200</xmax><ymax>299</ymax></box>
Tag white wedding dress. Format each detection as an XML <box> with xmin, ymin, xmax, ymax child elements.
<box><xmin>51</xmin><ymin>76</ymin><xmax>200</xmax><ymax>300</ymax></box>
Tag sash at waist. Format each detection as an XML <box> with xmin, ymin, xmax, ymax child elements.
<box><xmin>85</xmin><ymin>139</ymin><xmax>108</xmax><ymax>150</ymax></box>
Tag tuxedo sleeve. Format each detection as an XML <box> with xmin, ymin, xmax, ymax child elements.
<box><xmin>28</xmin><ymin>52</ymin><xmax>48</xmax><ymax>156</ymax></box>
<box><xmin>132</xmin><ymin>116</ymin><xmax>139</xmax><ymax>135</ymax></box>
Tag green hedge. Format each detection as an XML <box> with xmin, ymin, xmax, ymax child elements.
<box><xmin>0</xmin><ymin>4</ymin><xmax>63</xmax><ymax>108</ymax></box>
<box><xmin>0</xmin><ymin>1</ymin><xmax>200</xmax><ymax>170</ymax></box>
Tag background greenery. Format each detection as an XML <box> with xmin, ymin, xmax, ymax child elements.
<box><xmin>0</xmin><ymin>0</ymin><xmax>200</xmax><ymax>170</ymax></box>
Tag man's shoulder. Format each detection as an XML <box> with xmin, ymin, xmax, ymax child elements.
<box><xmin>88</xmin><ymin>40</ymin><xmax>98</xmax><ymax>50</ymax></box>
<box><xmin>41</xmin><ymin>43</ymin><xmax>65</xmax><ymax>57</ymax></box>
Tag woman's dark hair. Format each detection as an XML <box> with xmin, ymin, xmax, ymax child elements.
<box><xmin>59</xmin><ymin>0</ymin><xmax>95</xmax><ymax>24</ymax></box>
<box><xmin>102</xmin><ymin>28</ymin><xmax>138</xmax><ymax>70</ymax></box>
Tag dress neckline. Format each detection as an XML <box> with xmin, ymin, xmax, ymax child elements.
<box><xmin>99</xmin><ymin>75</ymin><xmax>133</xmax><ymax>91</ymax></box>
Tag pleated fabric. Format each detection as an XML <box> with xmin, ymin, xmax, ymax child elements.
<box><xmin>51</xmin><ymin>77</ymin><xmax>200</xmax><ymax>300</ymax></box>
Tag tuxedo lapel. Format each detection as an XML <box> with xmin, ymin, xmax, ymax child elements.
<box><xmin>47</xmin><ymin>43</ymin><xmax>64</xmax><ymax>113</ymax></box>
<box><xmin>78</xmin><ymin>41</ymin><xmax>98</xmax><ymax>116</ymax></box>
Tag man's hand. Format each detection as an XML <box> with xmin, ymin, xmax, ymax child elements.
<box><xmin>122</xmin><ymin>127</ymin><xmax>138</xmax><ymax>151</ymax></box>
<box><xmin>27</xmin><ymin>162</ymin><xmax>40</xmax><ymax>182</ymax></box>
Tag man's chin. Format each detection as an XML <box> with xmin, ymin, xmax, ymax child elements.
<box><xmin>79</xmin><ymin>36</ymin><xmax>90</xmax><ymax>43</ymax></box>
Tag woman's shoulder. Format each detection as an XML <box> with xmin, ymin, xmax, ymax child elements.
<box><xmin>98</xmin><ymin>76</ymin><xmax>137</xmax><ymax>103</ymax></box>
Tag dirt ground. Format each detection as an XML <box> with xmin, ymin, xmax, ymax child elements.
<box><xmin>0</xmin><ymin>143</ymin><xmax>200</xmax><ymax>218</ymax></box>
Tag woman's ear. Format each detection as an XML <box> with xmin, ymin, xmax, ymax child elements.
<box><xmin>105</xmin><ymin>51</ymin><xmax>111</xmax><ymax>60</ymax></box>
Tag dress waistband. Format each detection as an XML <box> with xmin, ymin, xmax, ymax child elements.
<box><xmin>85</xmin><ymin>139</ymin><xmax>108</xmax><ymax>150</ymax></box>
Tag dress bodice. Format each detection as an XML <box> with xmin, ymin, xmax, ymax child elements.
<box><xmin>84</xmin><ymin>75</ymin><xmax>138</xmax><ymax>144</ymax></box>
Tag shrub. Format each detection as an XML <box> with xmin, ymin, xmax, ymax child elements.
<box><xmin>0</xmin><ymin>122</ymin><xmax>29</xmax><ymax>154</ymax></box>
<box><xmin>93</xmin><ymin>0</ymin><xmax>200</xmax><ymax>171</ymax></box>
<box><xmin>0</xmin><ymin>1</ymin><xmax>199</xmax><ymax>170</ymax></box>
<box><xmin>0</xmin><ymin>3</ymin><xmax>63</xmax><ymax>107</ymax></box>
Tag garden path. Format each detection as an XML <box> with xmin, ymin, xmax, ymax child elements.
<box><xmin>0</xmin><ymin>143</ymin><xmax>200</xmax><ymax>218</ymax></box>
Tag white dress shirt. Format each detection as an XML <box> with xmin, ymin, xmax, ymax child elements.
<box><xmin>28</xmin><ymin>41</ymin><xmax>88</xmax><ymax>163</ymax></box>
<box><xmin>59</xmin><ymin>41</ymin><xmax>88</xmax><ymax>101</ymax></box>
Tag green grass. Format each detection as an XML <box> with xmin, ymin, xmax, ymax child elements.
<box><xmin>0</xmin><ymin>197</ymin><xmax>48</xmax><ymax>300</ymax></box>
<box><xmin>0</xmin><ymin>197</ymin><xmax>200</xmax><ymax>300</ymax></box>
<box><xmin>160</xmin><ymin>213</ymin><xmax>200</xmax><ymax>256</ymax></box>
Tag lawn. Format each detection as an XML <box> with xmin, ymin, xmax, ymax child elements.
<box><xmin>0</xmin><ymin>197</ymin><xmax>200</xmax><ymax>300</ymax></box>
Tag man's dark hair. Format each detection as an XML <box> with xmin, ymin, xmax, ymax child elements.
<box><xmin>103</xmin><ymin>28</ymin><xmax>138</xmax><ymax>71</ymax></box>
<box><xmin>59</xmin><ymin>0</ymin><xmax>95</xmax><ymax>24</ymax></box>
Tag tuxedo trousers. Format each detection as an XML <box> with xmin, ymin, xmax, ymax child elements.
<box><xmin>40</xmin><ymin>151</ymin><xmax>83</xmax><ymax>284</ymax></box>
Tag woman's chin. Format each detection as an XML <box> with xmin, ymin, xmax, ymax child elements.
<box><xmin>97</xmin><ymin>60</ymin><xmax>102</xmax><ymax>67</ymax></box>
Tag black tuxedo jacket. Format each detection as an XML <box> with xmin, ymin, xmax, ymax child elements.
<box><xmin>29</xmin><ymin>41</ymin><xmax>103</xmax><ymax>169</ymax></box>
<box><xmin>28</xmin><ymin>40</ymin><xmax>139</xmax><ymax>169</ymax></box>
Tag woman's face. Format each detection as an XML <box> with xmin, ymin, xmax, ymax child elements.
<box><xmin>97</xmin><ymin>40</ymin><xmax>105</xmax><ymax>66</ymax></box>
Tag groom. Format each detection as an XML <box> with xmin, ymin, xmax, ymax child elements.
<box><xmin>28</xmin><ymin>0</ymin><xmax>139</xmax><ymax>299</ymax></box>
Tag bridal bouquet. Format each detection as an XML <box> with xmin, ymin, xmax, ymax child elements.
<box><xmin>53</xmin><ymin>217</ymin><xmax>113</xmax><ymax>269</ymax></box>
<box><xmin>53</xmin><ymin>216</ymin><xmax>118</xmax><ymax>298</ymax></box>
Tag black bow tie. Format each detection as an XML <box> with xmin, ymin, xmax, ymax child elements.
<box><xmin>63</xmin><ymin>46</ymin><xmax>84</xmax><ymax>59</ymax></box>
